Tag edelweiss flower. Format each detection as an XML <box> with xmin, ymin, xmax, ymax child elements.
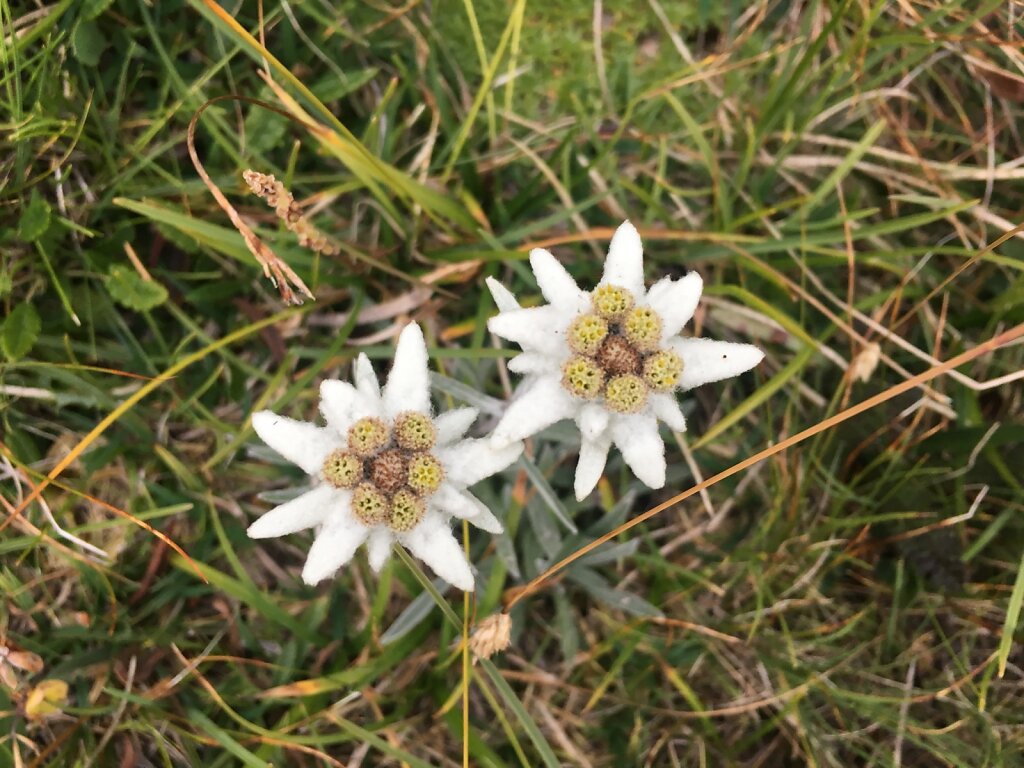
<box><xmin>486</xmin><ymin>221</ymin><xmax>764</xmax><ymax>501</ymax></box>
<box><xmin>248</xmin><ymin>323</ymin><xmax>523</xmax><ymax>591</ymax></box>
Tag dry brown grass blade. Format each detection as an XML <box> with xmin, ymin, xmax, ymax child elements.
<box><xmin>0</xmin><ymin>440</ymin><xmax>204</xmax><ymax>583</ymax></box>
<box><xmin>186</xmin><ymin>95</ymin><xmax>316</xmax><ymax>305</ymax></box>
<box><xmin>506</xmin><ymin>322</ymin><xmax>1024</xmax><ymax>611</ymax></box>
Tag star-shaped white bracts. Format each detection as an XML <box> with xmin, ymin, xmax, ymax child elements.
<box><xmin>248</xmin><ymin>323</ymin><xmax>523</xmax><ymax>591</ymax></box>
<box><xmin>486</xmin><ymin>221</ymin><xmax>764</xmax><ymax>501</ymax></box>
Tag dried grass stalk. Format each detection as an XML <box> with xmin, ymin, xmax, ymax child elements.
<box><xmin>187</xmin><ymin>97</ymin><xmax>315</xmax><ymax>305</ymax></box>
<box><xmin>243</xmin><ymin>170</ymin><xmax>340</xmax><ymax>258</ymax></box>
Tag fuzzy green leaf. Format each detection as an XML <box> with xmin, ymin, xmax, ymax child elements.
<box><xmin>105</xmin><ymin>265</ymin><xmax>168</xmax><ymax>311</ymax></box>
<box><xmin>81</xmin><ymin>0</ymin><xmax>114</xmax><ymax>20</ymax></box>
<box><xmin>2</xmin><ymin>303</ymin><xmax>41</xmax><ymax>361</ymax></box>
<box><xmin>72</xmin><ymin>20</ymin><xmax>106</xmax><ymax>66</ymax></box>
<box><xmin>18</xmin><ymin>191</ymin><xmax>51</xmax><ymax>242</ymax></box>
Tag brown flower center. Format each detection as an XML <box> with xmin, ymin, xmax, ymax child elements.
<box><xmin>596</xmin><ymin>335</ymin><xmax>642</xmax><ymax>376</ymax></box>
<box><xmin>558</xmin><ymin>286</ymin><xmax>684</xmax><ymax>407</ymax></box>
<box><xmin>369</xmin><ymin>449</ymin><xmax>408</xmax><ymax>495</ymax></box>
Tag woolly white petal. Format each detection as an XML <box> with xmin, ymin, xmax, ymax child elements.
<box><xmin>400</xmin><ymin>513</ymin><xmax>475</xmax><ymax>591</ymax></box>
<box><xmin>574</xmin><ymin>435</ymin><xmax>612</xmax><ymax>501</ymax></box>
<box><xmin>438</xmin><ymin>438</ymin><xmax>523</xmax><ymax>487</ymax></box>
<box><xmin>434</xmin><ymin>407</ymin><xmax>479</xmax><ymax>445</ymax></box>
<box><xmin>530</xmin><ymin>248</ymin><xmax>588</xmax><ymax>311</ymax></box>
<box><xmin>366</xmin><ymin>527</ymin><xmax>393</xmax><ymax>572</ymax></box>
<box><xmin>600</xmin><ymin>220</ymin><xmax>645</xmax><ymax>297</ymax></box>
<box><xmin>486</xmin><ymin>276</ymin><xmax>521</xmax><ymax>312</ymax></box>
<box><xmin>670</xmin><ymin>337</ymin><xmax>765</xmax><ymax>391</ymax></box>
<box><xmin>487</xmin><ymin>306</ymin><xmax>567</xmax><ymax>356</ymax></box>
<box><xmin>320</xmin><ymin>379</ymin><xmax>380</xmax><ymax>429</ymax></box>
<box><xmin>649</xmin><ymin>393</ymin><xmax>687</xmax><ymax>432</ymax></box>
<box><xmin>247</xmin><ymin>484</ymin><xmax>343</xmax><ymax>539</ymax></box>
<box><xmin>432</xmin><ymin>484</ymin><xmax>504</xmax><ymax>534</ymax></box>
<box><xmin>491</xmin><ymin>376</ymin><xmax>578</xmax><ymax>444</ymax></box>
<box><xmin>578</xmin><ymin>403</ymin><xmax>610</xmax><ymax>442</ymax></box>
<box><xmin>612</xmin><ymin>414</ymin><xmax>666</xmax><ymax>489</ymax></box>
<box><xmin>353</xmin><ymin>353</ymin><xmax>381</xmax><ymax>399</ymax></box>
<box><xmin>507</xmin><ymin>352</ymin><xmax>559</xmax><ymax>375</ymax></box>
<box><xmin>301</xmin><ymin>517</ymin><xmax>370</xmax><ymax>585</ymax></box>
<box><xmin>647</xmin><ymin>272</ymin><xmax>703</xmax><ymax>340</ymax></box>
<box><xmin>382</xmin><ymin>323</ymin><xmax>432</xmax><ymax>418</ymax></box>
<box><xmin>252</xmin><ymin>411</ymin><xmax>340</xmax><ymax>475</ymax></box>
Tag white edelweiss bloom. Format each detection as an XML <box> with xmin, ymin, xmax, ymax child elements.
<box><xmin>486</xmin><ymin>220</ymin><xmax>764</xmax><ymax>501</ymax></box>
<box><xmin>248</xmin><ymin>323</ymin><xmax>523</xmax><ymax>591</ymax></box>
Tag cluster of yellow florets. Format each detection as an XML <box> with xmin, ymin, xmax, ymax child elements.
<box><xmin>560</xmin><ymin>284</ymin><xmax>683</xmax><ymax>413</ymax></box>
<box><xmin>323</xmin><ymin>411</ymin><xmax>445</xmax><ymax>531</ymax></box>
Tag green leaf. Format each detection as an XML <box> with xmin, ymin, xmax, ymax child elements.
<box><xmin>998</xmin><ymin>550</ymin><xmax>1024</xmax><ymax>678</ymax></box>
<box><xmin>18</xmin><ymin>191</ymin><xmax>51</xmax><ymax>242</ymax></box>
<box><xmin>72</xmin><ymin>20</ymin><xmax>106</xmax><ymax>66</ymax></box>
<box><xmin>81</xmin><ymin>0</ymin><xmax>114</xmax><ymax>20</ymax></box>
<box><xmin>105</xmin><ymin>265</ymin><xmax>168</xmax><ymax>311</ymax></box>
<box><xmin>2</xmin><ymin>303</ymin><xmax>41</xmax><ymax>361</ymax></box>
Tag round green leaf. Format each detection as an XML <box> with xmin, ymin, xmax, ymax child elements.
<box><xmin>18</xmin><ymin>191</ymin><xmax>51</xmax><ymax>243</ymax></box>
<box><xmin>2</xmin><ymin>303</ymin><xmax>41</xmax><ymax>361</ymax></box>
<box><xmin>105</xmin><ymin>265</ymin><xmax>169</xmax><ymax>311</ymax></box>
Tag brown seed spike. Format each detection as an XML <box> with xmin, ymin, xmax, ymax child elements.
<box><xmin>596</xmin><ymin>335</ymin><xmax>642</xmax><ymax>376</ymax></box>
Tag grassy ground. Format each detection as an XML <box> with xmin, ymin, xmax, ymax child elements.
<box><xmin>3</xmin><ymin>0</ymin><xmax>1024</xmax><ymax>765</ymax></box>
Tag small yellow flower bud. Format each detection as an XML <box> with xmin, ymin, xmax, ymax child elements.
<box><xmin>407</xmin><ymin>453</ymin><xmax>445</xmax><ymax>495</ymax></box>
<box><xmin>352</xmin><ymin>483</ymin><xmax>390</xmax><ymax>526</ymax></box>
<box><xmin>388</xmin><ymin>489</ymin><xmax>426</xmax><ymax>532</ymax></box>
<box><xmin>642</xmin><ymin>349</ymin><xmax>683</xmax><ymax>391</ymax></box>
<box><xmin>322</xmin><ymin>450</ymin><xmax>363</xmax><ymax>489</ymax></box>
<box><xmin>393</xmin><ymin>411</ymin><xmax>437</xmax><ymax>451</ymax></box>
<box><xmin>623</xmin><ymin>307</ymin><xmax>663</xmax><ymax>352</ymax></box>
<box><xmin>347</xmin><ymin>417</ymin><xmax>389</xmax><ymax>457</ymax></box>
<box><xmin>566</xmin><ymin>314</ymin><xmax>609</xmax><ymax>356</ymax></box>
<box><xmin>560</xmin><ymin>356</ymin><xmax>605</xmax><ymax>400</ymax></box>
<box><xmin>604</xmin><ymin>374</ymin><xmax>648</xmax><ymax>413</ymax></box>
<box><xmin>591</xmin><ymin>284</ymin><xmax>634</xmax><ymax>320</ymax></box>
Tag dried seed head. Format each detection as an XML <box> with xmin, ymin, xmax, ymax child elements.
<box><xmin>470</xmin><ymin>613</ymin><xmax>513</xmax><ymax>661</ymax></box>
<box><xmin>623</xmin><ymin>307</ymin><xmax>663</xmax><ymax>352</ymax></box>
<box><xmin>604</xmin><ymin>374</ymin><xmax>648</xmax><ymax>413</ymax></box>
<box><xmin>352</xmin><ymin>483</ymin><xmax>390</xmax><ymax>526</ymax></box>
<box><xmin>388</xmin><ymin>489</ymin><xmax>426</xmax><ymax>532</ymax></box>
<box><xmin>321</xmin><ymin>450</ymin><xmax>363</xmax><ymax>489</ymax></box>
<box><xmin>560</xmin><ymin>356</ymin><xmax>605</xmax><ymax>400</ymax></box>
<box><xmin>566</xmin><ymin>314</ymin><xmax>609</xmax><ymax>357</ymax></box>
<box><xmin>596</xmin><ymin>335</ymin><xmax>642</xmax><ymax>376</ymax></box>
<box><xmin>407</xmin><ymin>453</ymin><xmax>445</xmax><ymax>495</ymax></box>
<box><xmin>591</xmin><ymin>284</ymin><xmax>634</xmax><ymax>320</ymax></box>
<box><xmin>642</xmin><ymin>349</ymin><xmax>683</xmax><ymax>392</ymax></box>
<box><xmin>347</xmin><ymin>417</ymin><xmax>389</xmax><ymax>457</ymax></box>
<box><xmin>369</xmin><ymin>450</ymin><xmax>408</xmax><ymax>495</ymax></box>
<box><xmin>393</xmin><ymin>411</ymin><xmax>437</xmax><ymax>451</ymax></box>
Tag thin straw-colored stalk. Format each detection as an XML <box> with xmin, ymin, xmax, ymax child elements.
<box><xmin>507</xmin><ymin>322</ymin><xmax>1024</xmax><ymax>610</ymax></box>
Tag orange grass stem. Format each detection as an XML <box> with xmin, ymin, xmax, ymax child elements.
<box><xmin>0</xmin><ymin>309</ymin><xmax>301</xmax><ymax>582</ymax></box>
<box><xmin>506</xmin><ymin>322</ymin><xmax>1024</xmax><ymax>611</ymax></box>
